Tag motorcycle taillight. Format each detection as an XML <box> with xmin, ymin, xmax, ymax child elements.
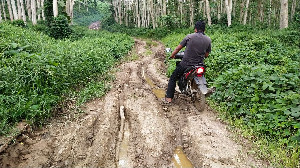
<box><xmin>196</xmin><ymin>67</ymin><xmax>205</xmax><ymax>77</ymax></box>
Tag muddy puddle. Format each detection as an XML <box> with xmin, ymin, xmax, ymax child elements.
<box><xmin>172</xmin><ymin>146</ymin><xmax>194</xmax><ymax>168</ymax></box>
<box><xmin>142</xmin><ymin>67</ymin><xmax>165</xmax><ymax>99</ymax></box>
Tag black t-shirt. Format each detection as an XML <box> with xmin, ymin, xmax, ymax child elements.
<box><xmin>179</xmin><ymin>32</ymin><xmax>211</xmax><ymax>67</ymax></box>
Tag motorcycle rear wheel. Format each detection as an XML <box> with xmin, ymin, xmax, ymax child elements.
<box><xmin>193</xmin><ymin>92</ymin><xmax>205</xmax><ymax>113</ymax></box>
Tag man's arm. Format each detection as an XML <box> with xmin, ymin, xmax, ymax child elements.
<box><xmin>170</xmin><ymin>45</ymin><xmax>184</xmax><ymax>58</ymax></box>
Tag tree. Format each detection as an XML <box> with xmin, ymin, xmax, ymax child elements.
<box><xmin>53</xmin><ymin>0</ymin><xmax>58</xmax><ymax>17</ymax></box>
<box><xmin>0</xmin><ymin>3</ymin><xmax>2</xmax><ymax>22</ymax></box>
<box><xmin>1</xmin><ymin>0</ymin><xmax>6</xmax><ymax>21</ymax></box>
<box><xmin>205</xmin><ymin>0</ymin><xmax>211</xmax><ymax>25</ymax></box>
<box><xmin>32</xmin><ymin>0</ymin><xmax>37</xmax><ymax>24</ymax></box>
<box><xmin>225</xmin><ymin>0</ymin><xmax>233</xmax><ymax>26</ymax></box>
<box><xmin>27</xmin><ymin>0</ymin><xmax>32</xmax><ymax>21</ymax></box>
<box><xmin>243</xmin><ymin>0</ymin><xmax>249</xmax><ymax>25</ymax></box>
<box><xmin>10</xmin><ymin>0</ymin><xmax>18</xmax><ymax>20</ymax></box>
<box><xmin>279</xmin><ymin>0</ymin><xmax>288</xmax><ymax>29</ymax></box>
<box><xmin>7</xmin><ymin>0</ymin><xmax>14</xmax><ymax>20</ymax></box>
<box><xmin>20</xmin><ymin>0</ymin><xmax>26</xmax><ymax>22</ymax></box>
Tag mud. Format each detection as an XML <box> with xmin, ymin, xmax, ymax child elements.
<box><xmin>0</xmin><ymin>39</ymin><xmax>266</xmax><ymax>168</ymax></box>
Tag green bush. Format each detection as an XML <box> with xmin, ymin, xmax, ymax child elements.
<box><xmin>0</xmin><ymin>23</ymin><xmax>134</xmax><ymax>135</ymax></box>
<box><xmin>49</xmin><ymin>15</ymin><xmax>73</xmax><ymax>39</ymax></box>
<box><xmin>10</xmin><ymin>19</ymin><xmax>26</xmax><ymax>27</ymax></box>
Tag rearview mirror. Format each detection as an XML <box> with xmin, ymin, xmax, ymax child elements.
<box><xmin>165</xmin><ymin>48</ymin><xmax>172</xmax><ymax>53</ymax></box>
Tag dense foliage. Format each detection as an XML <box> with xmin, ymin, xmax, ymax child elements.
<box><xmin>49</xmin><ymin>15</ymin><xmax>73</xmax><ymax>39</ymax></box>
<box><xmin>0</xmin><ymin>23</ymin><xmax>134</xmax><ymax>135</ymax></box>
<box><xmin>162</xmin><ymin>25</ymin><xmax>300</xmax><ymax>166</ymax></box>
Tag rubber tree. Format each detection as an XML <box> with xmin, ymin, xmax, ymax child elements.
<box><xmin>225</xmin><ymin>0</ymin><xmax>233</xmax><ymax>26</ymax></box>
<box><xmin>279</xmin><ymin>0</ymin><xmax>288</xmax><ymax>29</ymax></box>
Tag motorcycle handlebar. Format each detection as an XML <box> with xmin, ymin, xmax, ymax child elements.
<box><xmin>174</xmin><ymin>52</ymin><xmax>184</xmax><ymax>59</ymax></box>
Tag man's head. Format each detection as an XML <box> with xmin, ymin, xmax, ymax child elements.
<box><xmin>194</xmin><ymin>20</ymin><xmax>206</xmax><ymax>33</ymax></box>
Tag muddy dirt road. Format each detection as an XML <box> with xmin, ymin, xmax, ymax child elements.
<box><xmin>0</xmin><ymin>40</ymin><xmax>265</xmax><ymax>168</ymax></box>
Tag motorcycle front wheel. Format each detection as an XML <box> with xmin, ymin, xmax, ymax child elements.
<box><xmin>193</xmin><ymin>92</ymin><xmax>205</xmax><ymax>113</ymax></box>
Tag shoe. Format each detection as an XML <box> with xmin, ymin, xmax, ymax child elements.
<box><xmin>161</xmin><ymin>98</ymin><xmax>172</xmax><ymax>105</ymax></box>
<box><xmin>206</xmin><ymin>87</ymin><xmax>216</xmax><ymax>97</ymax></box>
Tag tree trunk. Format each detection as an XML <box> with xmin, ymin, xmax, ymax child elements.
<box><xmin>239</xmin><ymin>0</ymin><xmax>244</xmax><ymax>23</ymax></box>
<box><xmin>136</xmin><ymin>0</ymin><xmax>140</xmax><ymax>27</ymax></box>
<box><xmin>243</xmin><ymin>0</ymin><xmax>249</xmax><ymax>25</ymax></box>
<box><xmin>37</xmin><ymin>0</ymin><xmax>41</xmax><ymax>20</ymax></box>
<box><xmin>190</xmin><ymin>0</ymin><xmax>194</xmax><ymax>26</ymax></box>
<box><xmin>53</xmin><ymin>0</ymin><xmax>58</xmax><ymax>17</ymax></box>
<box><xmin>205</xmin><ymin>0</ymin><xmax>211</xmax><ymax>25</ymax></box>
<box><xmin>163</xmin><ymin>0</ymin><xmax>166</xmax><ymax>15</ymax></box>
<box><xmin>268</xmin><ymin>0</ymin><xmax>271</xmax><ymax>26</ymax></box>
<box><xmin>180</xmin><ymin>0</ymin><xmax>183</xmax><ymax>24</ymax></box>
<box><xmin>7</xmin><ymin>0</ymin><xmax>14</xmax><ymax>20</ymax></box>
<box><xmin>225</xmin><ymin>0</ymin><xmax>233</xmax><ymax>26</ymax></box>
<box><xmin>279</xmin><ymin>0</ymin><xmax>288</xmax><ymax>29</ymax></box>
<box><xmin>259</xmin><ymin>0</ymin><xmax>264</xmax><ymax>22</ymax></box>
<box><xmin>66</xmin><ymin>0</ymin><xmax>70</xmax><ymax>16</ymax></box>
<box><xmin>217</xmin><ymin>0</ymin><xmax>221</xmax><ymax>20</ymax></box>
<box><xmin>118</xmin><ymin>0</ymin><xmax>122</xmax><ymax>24</ymax></box>
<box><xmin>41</xmin><ymin>0</ymin><xmax>44</xmax><ymax>20</ymax></box>
<box><xmin>1</xmin><ymin>0</ymin><xmax>6</xmax><ymax>21</ymax></box>
<box><xmin>203</xmin><ymin>0</ymin><xmax>206</xmax><ymax>19</ymax></box>
<box><xmin>16</xmin><ymin>0</ymin><xmax>21</xmax><ymax>19</ymax></box>
<box><xmin>0</xmin><ymin>4</ymin><xmax>2</xmax><ymax>22</ymax></box>
<box><xmin>31</xmin><ymin>0</ymin><xmax>36</xmax><ymax>24</ymax></box>
<box><xmin>291</xmin><ymin>0</ymin><xmax>296</xmax><ymax>20</ymax></box>
<box><xmin>11</xmin><ymin>0</ymin><xmax>18</xmax><ymax>20</ymax></box>
<box><xmin>26</xmin><ymin>0</ymin><xmax>32</xmax><ymax>21</ymax></box>
<box><xmin>20</xmin><ymin>0</ymin><xmax>26</xmax><ymax>22</ymax></box>
<box><xmin>70</xmin><ymin>0</ymin><xmax>74</xmax><ymax>24</ymax></box>
<box><xmin>232</xmin><ymin>0</ymin><xmax>236</xmax><ymax>17</ymax></box>
<box><xmin>150</xmin><ymin>0</ymin><xmax>156</xmax><ymax>28</ymax></box>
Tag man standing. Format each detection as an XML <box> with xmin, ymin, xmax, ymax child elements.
<box><xmin>165</xmin><ymin>21</ymin><xmax>211</xmax><ymax>103</ymax></box>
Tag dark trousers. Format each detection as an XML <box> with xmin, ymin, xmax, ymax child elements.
<box><xmin>166</xmin><ymin>64</ymin><xmax>187</xmax><ymax>99</ymax></box>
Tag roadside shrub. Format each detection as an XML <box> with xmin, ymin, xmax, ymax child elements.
<box><xmin>10</xmin><ymin>19</ymin><xmax>26</xmax><ymax>27</ymax></box>
<box><xmin>49</xmin><ymin>15</ymin><xmax>73</xmax><ymax>39</ymax></box>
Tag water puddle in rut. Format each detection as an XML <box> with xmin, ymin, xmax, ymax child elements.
<box><xmin>172</xmin><ymin>146</ymin><xmax>194</xmax><ymax>168</ymax></box>
<box><xmin>118</xmin><ymin>106</ymin><xmax>132</xmax><ymax>168</ymax></box>
<box><xmin>142</xmin><ymin>68</ymin><xmax>165</xmax><ymax>99</ymax></box>
<box><xmin>118</xmin><ymin>122</ymin><xmax>131</xmax><ymax>168</ymax></box>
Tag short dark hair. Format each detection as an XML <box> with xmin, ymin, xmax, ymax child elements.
<box><xmin>195</xmin><ymin>20</ymin><xmax>206</xmax><ymax>32</ymax></box>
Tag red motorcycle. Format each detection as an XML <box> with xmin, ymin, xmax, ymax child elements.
<box><xmin>166</xmin><ymin>48</ymin><xmax>214</xmax><ymax>112</ymax></box>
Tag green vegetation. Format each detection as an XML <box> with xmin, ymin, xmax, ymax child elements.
<box><xmin>162</xmin><ymin>25</ymin><xmax>300</xmax><ymax>167</ymax></box>
<box><xmin>0</xmin><ymin>22</ymin><xmax>134</xmax><ymax>135</ymax></box>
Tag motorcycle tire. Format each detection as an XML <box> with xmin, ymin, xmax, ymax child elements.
<box><xmin>193</xmin><ymin>92</ymin><xmax>205</xmax><ymax>113</ymax></box>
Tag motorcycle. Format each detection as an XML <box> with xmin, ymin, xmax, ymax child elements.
<box><xmin>166</xmin><ymin>48</ymin><xmax>214</xmax><ymax>112</ymax></box>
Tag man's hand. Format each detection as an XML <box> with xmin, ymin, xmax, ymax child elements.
<box><xmin>205</xmin><ymin>52</ymin><xmax>209</xmax><ymax>58</ymax></box>
<box><xmin>170</xmin><ymin>44</ymin><xmax>183</xmax><ymax>59</ymax></box>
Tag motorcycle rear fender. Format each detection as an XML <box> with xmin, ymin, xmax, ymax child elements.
<box><xmin>194</xmin><ymin>76</ymin><xmax>208</xmax><ymax>94</ymax></box>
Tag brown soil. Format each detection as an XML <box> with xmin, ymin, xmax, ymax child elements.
<box><xmin>0</xmin><ymin>39</ymin><xmax>266</xmax><ymax>168</ymax></box>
